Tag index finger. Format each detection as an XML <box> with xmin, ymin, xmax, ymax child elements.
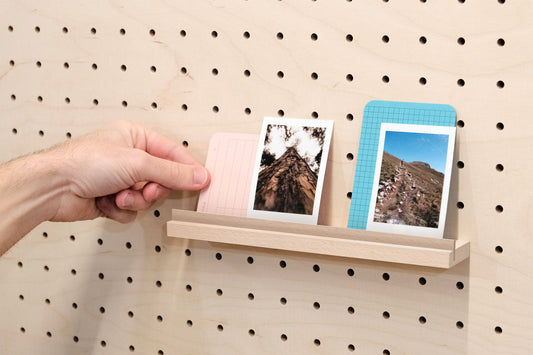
<box><xmin>130</xmin><ymin>122</ymin><xmax>203</xmax><ymax>166</ymax></box>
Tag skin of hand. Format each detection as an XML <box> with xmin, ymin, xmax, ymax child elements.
<box><xmin>0</xmin><ymin>120</ymin><xmax>210</xmax><ymax>255</ymax></box>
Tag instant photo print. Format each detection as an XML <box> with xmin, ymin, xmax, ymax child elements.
<box><xmin>366</xmin><ymin>123</ymin><xmax>456</xmax><ymax>238</ymax></box>
<box><xmin>247</xmin><ymin>117</ymin><xmax>334</xmax><ymax>224</ymax></box>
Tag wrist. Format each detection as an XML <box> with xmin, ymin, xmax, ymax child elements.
<box><xmin>0</xmin><ymin>149</ymin><xmax>69</xmax><ymax>254</ymax></box>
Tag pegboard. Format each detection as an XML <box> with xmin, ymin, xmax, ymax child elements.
<box><xmin>0</xmin><ymin>1</ymin><xmax>532</xmax><ymax>354</ymax></box>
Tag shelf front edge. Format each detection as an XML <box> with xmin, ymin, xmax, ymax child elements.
<box><xmin>167</xmin><ymin>216</ymin><xmax>469</xmax><ymax>269</ymax></box>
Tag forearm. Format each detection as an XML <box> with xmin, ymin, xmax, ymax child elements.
<box><xmin>0</xmin><ymin>151</ymin><xmax>68</xmax><ymax>255</ymax></box>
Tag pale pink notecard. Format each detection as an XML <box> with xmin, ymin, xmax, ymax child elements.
<box><xmin>197</xmin><ymin>133</ymin><xmax>259</xmax><ymax>217</ymax></box>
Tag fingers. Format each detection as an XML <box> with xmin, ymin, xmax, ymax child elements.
<box><xmin>131</xmin><ymin>181</ymin><xmax>148</xmax><ymax>191</ymax></box>
<box><xmin>119</xmin><ymin>121</ymin><xmax>211</xmax><ymax>191</ymax></box>
<box><xmin>142</xmin><ymin>182</ymin><xmax>171</xmax><ymax>202</ymax></box>
<box><xmin>128</xmin><ymin>121</ymin><xmax>202</xmax><ymax>166</ymax></box>
<box><xmin>137</xmin><ymin>152</ymin><xmax>210</xmax><ymax>191</ymax></box>
<box><xmin>146</xmin><ymin>130</ymin><xmax>201</xmax><ymax>165</ymax></box>
<box><xmin>96</xmin><ymin>195</ymin><xmax>137</xmax><ymax>223</ymax></box>
<box><xmin>115</xmin><ymin>183</ymin><xmax>170</xmax><ymax>211</ymax></box>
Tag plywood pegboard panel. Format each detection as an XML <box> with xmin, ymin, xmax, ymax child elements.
<box><xmin>0</xmin><ymin>0</ymin><xmax>532</xmax><ymax>354</ymax></box>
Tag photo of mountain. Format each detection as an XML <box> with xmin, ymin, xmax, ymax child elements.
<box><xmin>372</xmin><ymin>130</ymin><xmax>450</xmax><ymax>228</ymax></box>
<box><xmin>374</xmin><ymin>151</ymin><xmax>444</xmax><ymax>227</ymax></box>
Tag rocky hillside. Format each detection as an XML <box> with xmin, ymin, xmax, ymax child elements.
<box><xmin>254</xmin><ymin>147</ymin><xmax>317</xmax><ymax>215</ymax></box>
<box><xmin>374</xmin><ymin>151</ymin><xmax>444</xmax><ymax>228</ymax></box>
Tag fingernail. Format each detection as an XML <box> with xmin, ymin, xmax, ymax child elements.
<box><xmin>123</xmin><ymin>193</ymin><xmax>134</xmax><ymax>208</ymax></box>
<box><xmin>193</xmin><ymin>167</ymin><xmax>208</xmax><ymax>186</ymax></box>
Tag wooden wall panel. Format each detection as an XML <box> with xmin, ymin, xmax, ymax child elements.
<box><xmin>0</xmin><ymin>1</ymin><xmax>532</xmax><ymax>354</ymax></box>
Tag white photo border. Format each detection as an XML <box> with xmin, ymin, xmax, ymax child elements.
<box><xmin>366</xmin><ymin>123</ymin><xmax>456</xmax><ymax>238</ymax></box>
<box><xmin>247</xmin><ymin>117</ymin><xmax>334</xmax><ymax>225</ymax></box>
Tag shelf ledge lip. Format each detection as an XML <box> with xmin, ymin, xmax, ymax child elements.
<box><xmin>167</xmin><ymin>209</ymin><xmax>470</xmax><ymax>269</ymax></box>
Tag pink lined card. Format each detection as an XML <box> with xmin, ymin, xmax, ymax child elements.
<box><xmin>197</xmin><ymin>133</ymin><xmax>259</xmax><ymax>217</ymax></box>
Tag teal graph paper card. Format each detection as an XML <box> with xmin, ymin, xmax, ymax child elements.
<box><xmin>347</xmin><ymin>100</ymin><xmax>456</xmax><ymax>230</ymax></box>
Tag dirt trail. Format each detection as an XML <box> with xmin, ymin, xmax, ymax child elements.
<box><xmin>374</xmin><ymin>152</ymin><xmax>443</xmax><ymax>227</ymax></box>
<box><xmin>377</xmin><ymin>165</ymin><xmax>417</xmax><ymax>223</ymax></box>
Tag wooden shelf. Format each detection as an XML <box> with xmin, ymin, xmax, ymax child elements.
<box><xmin>167</xmin><ymin>210</ymin><xmax>470</xmax><ymax>269</ymax></box>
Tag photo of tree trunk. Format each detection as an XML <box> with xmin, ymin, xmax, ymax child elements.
<box><xmin>253</xmin><ymin>124</ymin><xmax>326</xmax><ymax>215</ymax></box>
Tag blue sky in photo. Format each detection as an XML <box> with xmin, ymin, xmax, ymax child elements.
<box><xmin>383</xmin><ymin>131</ymin><xmax>449</xmax><ymax>173</ymax></box>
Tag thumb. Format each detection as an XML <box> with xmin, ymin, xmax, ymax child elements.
<box><xmin>138</xmin><ymin>153</ymin><xmax>210</xmax><ymax>191</ymax></box>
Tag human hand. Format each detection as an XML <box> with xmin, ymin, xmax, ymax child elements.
<box><xmin>48</xmin><ymin>120</ymin><xmax>210</xmax><ymax>223</ymax></box>
<box><xmin>0</xmin><ymin>120</ymin><xmax>210</xmax><ymax>254</ymax></box>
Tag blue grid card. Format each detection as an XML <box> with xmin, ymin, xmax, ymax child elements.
<box><xmin>347</xmin><ymin>100</ymin><xmax>457</xmax><ymax>231</ymax></box>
